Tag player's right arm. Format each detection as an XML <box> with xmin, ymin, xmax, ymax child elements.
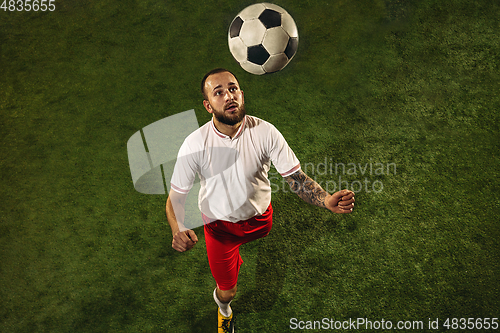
<box><xmin>166</xmin><ymin>189</ymin><xmax>198</xmax><ymax>252</ymax></box>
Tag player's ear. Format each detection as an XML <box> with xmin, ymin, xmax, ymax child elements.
<box><xmin>203</xmin><ymin>99</ymin><xmax>213</xmax><ymax>113</ymax></box>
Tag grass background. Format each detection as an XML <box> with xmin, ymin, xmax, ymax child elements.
<box><xmin>1</xmin><ymin>0</ymin><xmax>499</xmax><ymax>332</ymax></box>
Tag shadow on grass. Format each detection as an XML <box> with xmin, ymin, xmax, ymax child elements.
<box><xmin>73</xmin><ymin>286</ymin><xmax>143</xmax><ymax>332</ymax></box>
<box><xmin>232</xmin><ymin>198</ymin><xmax>354</xmax><ymax>315</ymax></box>
<box><xmin>233</xmin><ymin>242</ymin><xmax>288</xmax><ymax>314</ymax></box>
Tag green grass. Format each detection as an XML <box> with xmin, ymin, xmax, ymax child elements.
<box><xmin>1</xmin><ymin>0</ymin><xmax>499</xmax><ymax>332</ymax></box>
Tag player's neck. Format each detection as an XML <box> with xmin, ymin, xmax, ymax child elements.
<box><xmin>212</xmin><ymin>117</ymin><xmax>243</xmax><ymax>139</ymax></box>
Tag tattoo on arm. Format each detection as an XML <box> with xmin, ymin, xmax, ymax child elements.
<box><xmin>284</xmin><ymin>170</ymin><xmax>327</xmax><ymax>208</ymax></box>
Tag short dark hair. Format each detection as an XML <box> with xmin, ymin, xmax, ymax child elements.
<box><xmin>201</xmin><ymin>68</ymin><xmax>236</xmax><ymax>100</ymax></box>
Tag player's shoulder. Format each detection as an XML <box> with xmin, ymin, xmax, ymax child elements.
<box><xmin>244</xmin><ymin>115</ymin><xmax>285</xmax><ymax>143</ymax></box>
<box><xmin>184</xmin><ymin>120</ymin><xmax>211</xmax><ymax>140</ymax></box>
<box><xmin>179</xmin><ymin>120</ymin><xmax>211</xmax><ymax>152</ymax></box>
<box><xmin>244</xmin><ymin>115</ymin><xmax>279</xmax><ymax>132</ymax></box>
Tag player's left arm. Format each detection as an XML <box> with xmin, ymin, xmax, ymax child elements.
<box><xmin>284</xmin><ymin>170</ymin><xmax>355</xmax><ymax>214</ymax></box>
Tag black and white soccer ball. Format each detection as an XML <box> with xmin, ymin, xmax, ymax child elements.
<box><xmin>228</xmin><ymin>3</ymin><xmax>299</xmax><ymax>75</ymax></box>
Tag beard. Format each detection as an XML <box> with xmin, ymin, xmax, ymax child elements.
<box><xmin>212</xmin><ymin>102</ymin><xmax>246</xmax><ymax>126</ymax></box>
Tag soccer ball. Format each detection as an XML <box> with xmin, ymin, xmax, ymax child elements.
<box><xmin>228</xmin><ymin>3</ymin><xmax>299</xmax><ymax>75</ymax></box>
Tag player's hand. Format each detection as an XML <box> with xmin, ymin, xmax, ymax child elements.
<box><xmin>172</xmin><ymin>229</ymin><xmax>198</xmax><ymax>252</ymax></box>
<box><xmin>325</xmin><ymin>189</ymin><xmax>355</xmax><ymax>214</ymax></box>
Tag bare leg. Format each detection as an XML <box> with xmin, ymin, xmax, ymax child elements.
<box><xmin>216</xmin><ymin>285</ymin><xmax>237</xmax><ymax>303</ymax></box>
<box><xmin>214</xmin><ymin>285</ymin><xmax>237</xmax><ymax>317</ymax></box>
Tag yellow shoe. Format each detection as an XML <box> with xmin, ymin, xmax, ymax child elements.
<box><xmin>218</xmin><ymin>307</ymin><xmax>234</xmax><ymax>333</ymax></box>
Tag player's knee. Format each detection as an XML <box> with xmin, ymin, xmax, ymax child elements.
<box><xmin>218</xmin><ymin>286</ymin><xmax>237</xmax><ymax>303</ymax></box>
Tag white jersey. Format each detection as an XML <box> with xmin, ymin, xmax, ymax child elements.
<box><xmin>170</xmin><ymin>115</ymin><xmax>300</xmax><ymax>222</ymax></box>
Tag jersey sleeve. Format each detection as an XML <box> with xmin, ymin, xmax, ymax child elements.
<box><xmin>170</xmin><ymin>140</ymin><xmax>198</xmax><ymax>194</ymax></box>
<box><xmin>267</xmin><ymin>123</ymin><xmax>301</xmax><ymax>177</ymax></box>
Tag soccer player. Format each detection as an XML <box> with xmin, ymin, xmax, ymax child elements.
<box><xmin>166</xmin><ymin>68</ymin><xmax>355</xmax><ymax>333</ymax></box>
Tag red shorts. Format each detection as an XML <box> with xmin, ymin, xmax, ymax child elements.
<box><xmin>203</xmin><ymin>203</ymin><xmax>273</xmax><ymax>291</ymax></box>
